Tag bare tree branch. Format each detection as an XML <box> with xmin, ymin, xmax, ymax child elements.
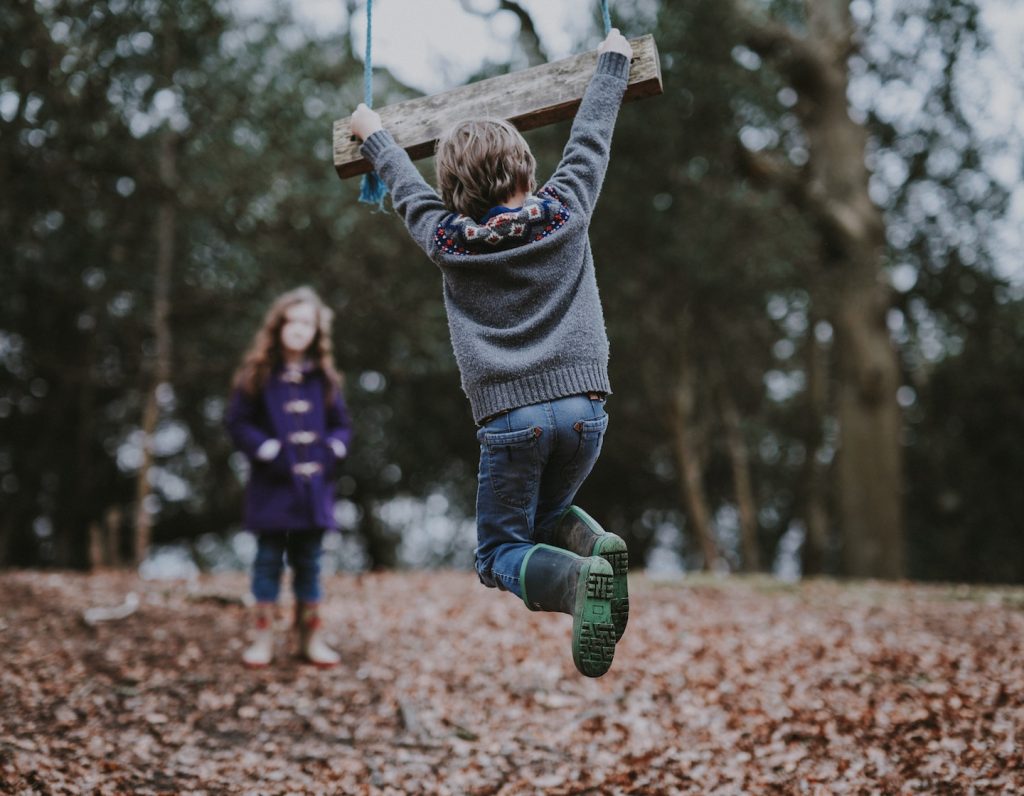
<box><xmin>804</xmin><ymin>0</ymin><xmax>858</xmax><ymax>58</ymax></box>
<box><xmin>745</xmin><ymin>20</ymin><xmax>831</xmax><ymax>100</ymax></box>
<box><xmin>736</xmin><ymin>142</ymin><xmax>876</xmax><ymax>259</ymax></box>
<box><xmin>458</xmin><ymin>0</ymin><xmax>548</xmax><ymax>66</ymax></box>
<box><xmin>722</xmin><ymin>0</ymin><xmax>839</xmax><ymax>101</ymax></box>
<box><xmin>735</xmin><ymin>140</ymin><xmax>809</xmax><ymax>205</ymax></box>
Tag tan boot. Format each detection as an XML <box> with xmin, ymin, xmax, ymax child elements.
<box><xmin>296</xmin><ymin>602</ymin><xmax>340</xmax><ymax>668</ymax></box>
<box><xmin>241</xmin><ymin>602</ymin><xmax>276</xmax><ymax>668</ymax></box>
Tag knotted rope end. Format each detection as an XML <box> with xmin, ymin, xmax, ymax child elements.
<box><xmin>359</xmin><ymin>171</ymin><xmax>389</xmax><ymax>210</ymax></box>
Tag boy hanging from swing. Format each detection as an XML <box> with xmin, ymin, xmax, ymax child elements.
<box><xmin>349</xmin><ymin>28</ymin><xmax>633</xmax><ymax>677</ymax></box>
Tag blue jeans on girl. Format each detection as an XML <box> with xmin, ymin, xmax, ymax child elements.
<box><xmin>474</xmin><ymin>393</ymin><xmax>609</xmax><ymax>597</ymax></box>
<box><xmin>251</xmin><ymin>529</ymin><xmax>325</xmax><ymax>603</ymax></box>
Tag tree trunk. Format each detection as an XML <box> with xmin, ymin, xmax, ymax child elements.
<box><xmin>718</xmin><ymin>386</ymin><xmax>761</xmax><ymax>572</ymax></box>
<box><xmin>742</xmin><ymin>0</ymin><xmax>905</xmax><ymax>578</ymax></box>
<box><xmin>834</xmin><ymin>281</ymin><xmax>904</xmax><ymax>578</ymax></box>
<box><xmin>133</xmin><ymin>128</ymin><xmax>177</xmax><ymax>567</ymax></box>
<box><xmin>58</xmin><ymin>321</ymin><xmax>99</xmax><ymax>568</ymax></box>
<box><xmin>357</xmin><ymin>492</ymin><xmax>398</xmax><ymax>570</ymax></box>
<box><xmin>90</xmin><ymin>507</ymin><xmax>123</xmax><ymax>570</ymax></box>
<box><xmin>799</xmin><ymin>316</ymin><xmax>830</xmax><ymax>576</ymax></box>
<box><xmin>88</xmin><ymin>521</ymin><xmax>105</xmax><ymax>571</ymax></box>
<box><xmin>0</xmin><ymin>519</ymin><xmax>11</xmax><ymax>568</ymax></box>
<box><xmin>802</xmin><ymin>2</ymin><xmax>904</xmax><ymax>579</ymax></box>
<box><xmin>668</xmin><ymin>362</ymin><xmax>719</xmax><ymax>572</ymax></box>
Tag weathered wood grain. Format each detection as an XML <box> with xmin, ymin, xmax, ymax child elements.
<box><xmin>333</xmin><ymin>34</ymin><xmax>663</xmax><ymax>180</ymax></box>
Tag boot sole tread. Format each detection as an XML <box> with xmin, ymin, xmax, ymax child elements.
<box><xmin>593</xmin><ymin>537</ymin><xmax>629</xmax><ymax>641</ymax></box>
<box><xmin>563</xmin><ymin>508</ymin><xmax>629</xmax><ymax>641</ymax></box>
<box><xmin>573</xmin><ymin>565</ymin><xmax>617</xmax><ymax>677</ymax></box>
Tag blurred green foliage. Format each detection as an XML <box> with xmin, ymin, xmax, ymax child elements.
<box><xmin>1</xmin><ymin>0</ymin><xmax>1021</xmax><ymax>581</ymax></box>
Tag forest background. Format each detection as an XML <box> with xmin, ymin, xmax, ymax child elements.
<box><xmin>2</xmin><ymin>0</ymin><xmax>1023</xmax><ymax>585</ymax></box>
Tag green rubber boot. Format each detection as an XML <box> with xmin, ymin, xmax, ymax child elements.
<box><xmin>550</xmin><ymin>505</ymin><xmax>629</xmax><ymax>641</ymax></box>
<box><xmin>520</xmin><ymin>544</ymin><xmax>617</xmax><ymax>678</ymax></box>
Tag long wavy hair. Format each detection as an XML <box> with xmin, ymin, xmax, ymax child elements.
<box><xmin>232</xmin><ymin>286</ymin><xmax>342</xmax><ymax>396</ymax></box>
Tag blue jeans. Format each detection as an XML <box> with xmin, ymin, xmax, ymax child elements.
<box><xmin>475</xmin><ymin>394</ymin><xmax>609</xmax><ymax>597</ymax></box>
<box><xmin>251</xmin><ymin>530</ymin><xmax>325</xmax><ymax>604</ymax></box>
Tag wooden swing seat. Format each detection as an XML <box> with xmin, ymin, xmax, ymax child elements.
<box><xmin>333</xmin><ymin>34</ymin><xmax>662</xmax><ymax>180</ymax></box>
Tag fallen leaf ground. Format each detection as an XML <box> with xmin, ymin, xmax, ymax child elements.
<box><xmin>1</xmin><ymin>570</ymin><xmax>1022</xmax><ymax>794</ymax></box>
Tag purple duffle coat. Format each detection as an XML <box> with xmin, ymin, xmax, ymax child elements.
<box><xmin>225</xmin><ymin>366</ymin><xmax>353</xmax><ymax>532</ymax></box>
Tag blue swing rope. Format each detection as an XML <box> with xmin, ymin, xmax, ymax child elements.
<box><xmin>358</xmin><ymin>0</ymin><xmax>611</xmax><ymax>207</ymax></box>
<box><xmin>358</xmin><ymin>0</ymin><xmax>388</xmax><ymax>207</ymax></box>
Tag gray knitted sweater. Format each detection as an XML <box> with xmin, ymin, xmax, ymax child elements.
<box><xmin>360</xmin><ymin>51</ymin><xmax>630</xmax><ymax>423</ymax></box>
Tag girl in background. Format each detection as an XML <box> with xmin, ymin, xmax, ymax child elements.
<box><xmin>226</xmin><ymin>286</ymin><xmax>353</xmax><ymax>668</ymax></box>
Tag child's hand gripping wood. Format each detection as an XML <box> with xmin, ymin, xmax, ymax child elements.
<box><xmin>598</xmin><ymin>28</ymin><xmax>633</xmax><ymax>60</ymax></box>
<box><xmin>351</xmin><ymin>103</ymin><xmax>382</xmax><ymax>142</ymax></box>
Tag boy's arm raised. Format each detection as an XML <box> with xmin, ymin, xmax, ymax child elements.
<box><xmin>547</xmin><ymin>30</ymin><xmax>632</xmax><ymax>217</ymax></box>
<box><xmin>352</xmin><ymin>104</ymin><xmax>449</xmax><ymax>258</ymax></box>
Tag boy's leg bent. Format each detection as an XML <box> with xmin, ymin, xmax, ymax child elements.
<box><xmin>286</xmin><ymin>529</ymin><xmax>325</xmax><ymax>604</ymax></box>
<box><xmin>531</xmin><ymin>395</ymin><xmax>629</xmax><ymax>640</ymax></box>
<box><xmin>534</xmin><ymin>395</ymin><xmax>609</xmax><ymax>541</ymax></box>
<box><xmin>474</xmin><ymin>403</ymin><xmax>553</xmax><ymax>598</ymax></box>
<box><xmin>252</xmin><ymin>533</ymin><xmax>288</xmax><ymax>603</ymax></box>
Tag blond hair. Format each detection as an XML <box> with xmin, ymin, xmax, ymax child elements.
<box><xmin>232</xmin><ymin>286</ymin><xmax>342</xmax><ymax>396</ymax></box>
<box><xmin>435</xmin><ymin>118</ymin><xmax>536</xmax><ymax>221</ymax></box>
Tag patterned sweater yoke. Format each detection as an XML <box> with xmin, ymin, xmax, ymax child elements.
<box><xmin>360</xmin><ymin>52</ymin><xmax>631</xmax><ymax>423</ymax></box>
<box><xmin>434</xmin><ymin>186</ymin><xmax>571</xmax><ymax>256</ymax></box>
